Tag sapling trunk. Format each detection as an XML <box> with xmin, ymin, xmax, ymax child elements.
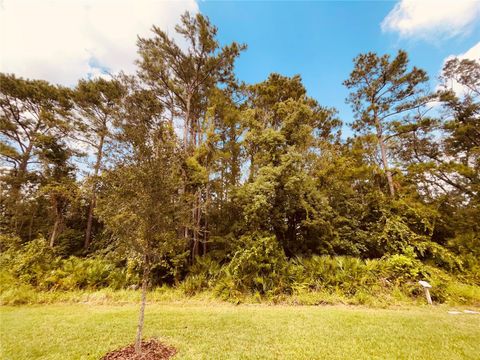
<box><xmin>134</xmin><ymin>262</ymin><xmax>149</xmax><ymax>354</ymax></box>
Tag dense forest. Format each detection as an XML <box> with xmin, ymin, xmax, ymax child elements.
<box><xmin>1</xmin><ymin>13</ymin><xmax>479</xmax><ymax>305</ymax></box>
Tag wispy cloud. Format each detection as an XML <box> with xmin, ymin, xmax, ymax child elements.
<box><xmin>381</xmin><ymin>0</ymin><xmax>480</xmax><ymax>40</ymax></box>
<box><xmin>0</xmin><ymin>0</ymin><xmax>198</xmax><ymax>86</ymax></box>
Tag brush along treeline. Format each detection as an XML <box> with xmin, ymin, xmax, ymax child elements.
<box><xmin>1</xmin><ymin>234</ymin><xmax>479</xmax><ymax>306</ymax></box>
<box><xmin>1</xmin><ymin>13</ymin><xmax>479</xmax><ymax>305</ymax></box>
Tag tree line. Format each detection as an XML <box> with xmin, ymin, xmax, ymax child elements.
<box><xmin>1</xmin><ymin>12</ymin><xmax>479</xmax><ymax>285</ymax></box>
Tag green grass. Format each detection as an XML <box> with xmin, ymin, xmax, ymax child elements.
<box><xmin>1</xmin><ymin>303</ymin><xmax>479</xmax><ymax>359</ymax></box>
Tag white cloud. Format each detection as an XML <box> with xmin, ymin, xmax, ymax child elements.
<box><xmin>438</xmin><ymin>42</ymin><xmax>480</xmax><ymax>97</ymax></box>
<box><xmin>381</xmin><ymin>0</ymin><xmax>480</xmax><ymax>39</ymax></box>
<box><xmin>0</xmin><ymin>0</ymin><xmax>198</xmax><ymax>86</ymax></box>
<box><xmin>457</xmin><ymin>41</ymin><xmax>480</xmax><ymax>60</ymax></box>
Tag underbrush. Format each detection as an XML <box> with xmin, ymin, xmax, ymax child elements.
<box><xmin>1</xmin><ymin>236</ymin><xmax>479</xmax><ymax>307</ymax></box>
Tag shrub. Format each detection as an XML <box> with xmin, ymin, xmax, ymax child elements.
<box><xmin>181</xmin><ymin>256</ymin><xmax>222</xmax><ymax>296</ymax></box>
<box><xmin>218</xmin><ymin>233</ymin><xmax>290</xmax><ymax>296</ymax></box>
<box><xmin>449</xmin><ymin>233</ymin><xmax>480</xmax><ymax>284</ymax></box>
<box><xmin>383</xmin><ymin>251</ymin><xmax>425</xmax><ymax>283</ymax></box>
<box><xmin>45</xmin><ymin>257</ymin><xmax>129</xmax><ymax>290</ymax></box>
<box><xmin>7</xmin><ymin>237</ymin><xmax>58</xmax><ymax>287</ymax></box>
<box><xmin>0</xmin><ymin>238</ymin><xmax>130</xmax><ymax>291</ymax></box>
<box><xmin>180</xmin><ymin>274</ymin><xmax>209</xmax><ymax>296</ymax></box>
<box><xmin>0</xmin><ymin>270</ymin><xmax>37</xmax><ymax>305</ymax></box>
<box><xmin>0</xmin><ymin>233</ymin><xmax>22</xmax><ymax>252</ymax></box>
<box><xmin>54</xmin><ymin>229</ymin><xmax>85</xmax><ymax>257</ymax></box>
<box><xmin>291</xmin><ymin>256</ymin><xmax>383</xmax><ymax>295</ymax></box>
<box><xmin>446</xmin><ymin>282</ymin><xmax>480</xmax><ymax>306</ymax></box>
<box><xmin>189</xmin><ymin>256</ymin><xmax>222</xmax><ymax>279</ymax></box>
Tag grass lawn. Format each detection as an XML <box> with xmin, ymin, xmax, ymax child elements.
<box><xmin>1</xmin><ymin>303</ymin><xmax>479</xmax><ymax>359</ymax></box>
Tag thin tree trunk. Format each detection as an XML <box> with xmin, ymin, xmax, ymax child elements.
<box><xmin>196</xmin><ymin>190</ymin><xmax>201</xmax><ymax>256</ymax></box>
<box><xmin>50</xmin><ymin>216</ymin><xmax>61</xmax><ymax>248</ymax></box>
<box><xmin>13</xmin><ymin>155</ymin><xmax>30</xmax><ymax>196</ymax></box>
<box><xmin>11</xmin><ymin>142</ymin><xmax>34</xmax><ymax>231</ymax></box>
<box><xmin>84</xmin><ymin>134</ymin><xmax>105</xmax><ymax>249</ymax></box>
<box><xmin>28</xmin><ymin>207</ymin><xmax>35</xmax><ymax>242</ymax></box>
<box><xmin>135</xmin><ymin>262</ymin><xmax>149</xmax><ymax>354</ymax></box>
<box><xmin>191</xmin><ymin>191</ymin><xmax>199</xmax><ymax>261</ymax></box>
<box><xmin>375</xmin><ymin>119</ymin><xmax>395</xmax><ymax>197</ymax></box>
<box><xmin>203</xmin><ymin>184</ymin><xmax>209</xmax><ymax>256</ymax></box>
<box><xmin>184</xmin><ymin>95</ymin><xmax>191</xmax><ymax>149</ymax></box>
<box><xmin>84</xmin><ymin>194</ymin><xmax>96</xmax><ymax>249</ymax></box>
<box><xmin>183</xmin><ymin>94</ymin><xmax>192</xmax><ymax>246</ymax></box>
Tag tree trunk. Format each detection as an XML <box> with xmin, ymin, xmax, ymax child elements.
<box><xmin>182</xmin><ymin>94</ymin><xmax>192</xmax><ymax>247</ymax></box>
<box><xmin>84</xmin><ymin>134</ymin><xmax>105</xmax><ymax>249</ymax></box>
<box><xmin>196</xmin><ymin>190</ymin><xmax>202</xmax><ymax>256</ymax></box>
<box><xmin>191</xmin><ymin>190</ymin><xmax>200</xmax><ymax>261</ymax></box>
<box><xmin>134</xmin><ymin>262</ymin><xmax>149</xmax><ymax>354</ymax></box>
<box><xmin>375</xmin><ymin>119</ymin><xmax>395</xmax><ymax>197</ymax></box>
<box><xmin>50</xmin><ymin>216</ymin><xmax>61</xmax><ymax>248</ymax></box>
<box><xmin>84</xmin><ymin>194</ymin><xmax>96</xmax><ymax>250</ymax></box>
<box><xmin>184</xmin><ymin>94</ymin><xmax>191</xmax><ymax>149</ymax></box>
<box><xmin>13</xmin><ymin>155</ymin><xmax>29</xmax><ymax>196</ymax></box>
<box><xmin>203</xmin><ymin>184</ymin><xmax>209</xmax><ymax>256</ymax></box>
<box><xmin>11</xmin><ymin>142</ymin><xmax>35</xmax><ymax>231</ymax></box>
<box><xmin>28</xmin><ymin>206</ymin><xmax>36</xmax><ymax>241</ymax></box>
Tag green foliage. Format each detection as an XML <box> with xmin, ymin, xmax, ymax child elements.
<box><xmin>180</xmin><ymin>274</ymin><xmax>210</xmax><ymax>296</ymax></box>
<box><xmin>1</xmin><ymin>14</ymin><xmax>479</xmax><ymax>309</ymax></box>
<box><xmin>445</xmin><ymin>282</ymin><xmax>480</xmax><ymax>306</ymax></box>
<box><xmin>291</xmin><ymin>256</ymin><xmax>382</xmax><ymax>295</ymax></box>
<box><xmin>0</xmin><ymin>270</ymin><xmax>38</xmax><ymax>305</ymax></box>
<box><xmin>448</xmin><ymin>232</ymin><xmax>480</xmax><ymax>283</ymax></box>
<box><xmin>0</xmin><ymin>233</ymin><xmax>22</xmax><ymax>252</ymax></box>
<box><xmin>217</xmin><ymin>234</ymin><xmax>290</xmax><ymax>296</ymax></box>
<box><xmin>3</xmin><ymin>237</ymin><xmax>57</xmax><ymax>287</ymax></box>
<box><xmin>383</xmin><ymin>251</ymin><xmax>425</xmax><ymax>282</ymax></box>
<box><xmin>179</xmin><ymin>257</ymin><xmax>221</xmax><ymax>296</ymax></box>
<box><xmin>53</xmin><ymin>228</ymin><xmax>85</xmax><ymax>257</ymax></box>
<box><xmin>45</xmin><ymin>257</ymin><xmax>129</xmax><ymax>290</ymax></box>
<box><xmin>0</xmin><ymin>238</ymin><xmax>132</xmax><ymax>291</ymax></box>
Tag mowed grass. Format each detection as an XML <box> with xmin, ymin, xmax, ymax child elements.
<box><xmin>1</xmin><ymin>303</ymin><xmax>479</xmax><ymax>359</ymax></box>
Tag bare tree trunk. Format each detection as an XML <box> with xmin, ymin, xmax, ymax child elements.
<box><xmin>135</xmin><ymin>262</ymin><xmax>149</xmax><ymax>354</ymax></box>
<box><xmin>196</xmin><ymin>190</ymin><xmax>201</xmax><ymax>256</ymax></box>
<box><xmin>183</xmin><ymin>95</ymin><xmax>192</xmax><ymax>248</ymax></box>
<box><xmin>84</xmin><ymin>135</ymin><xmax>105</xmax><ymax>250</ymax></box>
<box><xmin>28</xmin><ymin>204</ymin><xmax>36</xmax><ymax>241</ymax></box>
<box><xmin>375</xmin><ymin>119</ymin><xmax>395</xmax><ymax>197</ymax></box>
<box><xmin>191</xmin><ymin>190</ymin><xmax>200</xmax><ymax>261</ymax></box>
<box><xmin>184</xmin><ymin>95</ymin><xmax>191</xmax><ymax>149</ymax></box>
<box><xmin>50</xmin><ymin>216</ymin><xmax>60</xmax><ymax>248</ymax></box>
<box><xmin>203</xmin><ymin>222</ymin><xmax>207</xmax><ymax>256</ymax></box>
<box><xmin>203</xmin><ymin>184</ymin><xmax>209</xmax><ymax>256</ymax></box>
<box><xmin>84</xmin><ymin>195</ymin><xmax>96</xmax><ymax>249</ymax></box>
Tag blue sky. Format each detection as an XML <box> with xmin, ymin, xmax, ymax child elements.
<box><xmin>199</xmin><ymin>1</ymin><xmax>480</xmax><ymax>131</ymax></box>
<box><xmin>1</xmin><ymin>0</ymin><xmax>479</xmax><ymax>131</ymax></box>
<box><xmin>1</xmin><ymin>0</ymin><xmax>477</xmax><ymax>175</ymax></box>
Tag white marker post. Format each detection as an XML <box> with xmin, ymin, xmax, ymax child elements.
<box><xmin>418</xmin><ymin>281</ymin><xmax>432</xmax><ymax>305</ymax></box>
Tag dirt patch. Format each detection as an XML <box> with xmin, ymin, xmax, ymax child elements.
<box><xmin>101</xmin><ymin>339</ymin><xmax>177</xmax><ymax>360</ymax></box>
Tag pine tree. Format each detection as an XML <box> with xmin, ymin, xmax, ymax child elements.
<box><xmin>344</xmin><ymin>50</ymin><xmax>432</xmax><ymax>197</ymax></box>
